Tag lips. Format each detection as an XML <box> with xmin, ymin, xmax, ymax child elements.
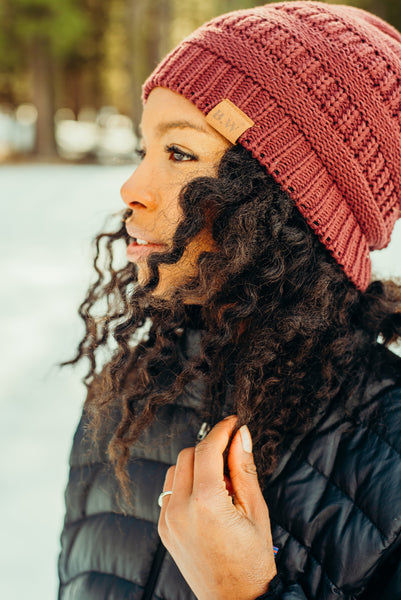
<box><xmin>126</xmin><ymin>223</ymin><xmax>165</xmax><ymax>245</ymax></box>
<box><xmin>125</xmin><ymin>225</ymin><xmax>169</xmax><ymax>263</ymax></box>
<box><xmin>127</xmin><ymin>239</ymin><xmax>169</xmax><ymax>263</ymax></box>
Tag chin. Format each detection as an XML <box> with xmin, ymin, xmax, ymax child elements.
<box><xmin>135</xmin><ymin>264</ymin><xmax>149</xmax><ymax>286</ymax></box>
<box><xmin>135</xmin><ymin>267</ymin><xmax>171</xmax><ymax>298</ymax></box>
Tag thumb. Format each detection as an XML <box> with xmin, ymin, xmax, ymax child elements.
<box><xmin>227</xmin><ymin>425</ymin><xmax>265</xmax><ymax>516</ymax></box>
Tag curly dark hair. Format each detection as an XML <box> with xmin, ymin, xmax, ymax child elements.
<box><xmin>66</xmin><ymin>144</ymin><xmax>401</xmax><ymax>493</ymax></box>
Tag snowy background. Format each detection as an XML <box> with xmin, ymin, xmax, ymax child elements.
<box><xmin>0</xmin><ymin>164</ymin><xmax>133</xmax><ymax>600</ymax></box>
<box><xmin>1</xmin><ymin>163</ymin><xmax>401</xmax><ymax>600</ymax></box>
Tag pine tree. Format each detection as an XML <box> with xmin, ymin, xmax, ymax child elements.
<box><xmin>0</xmin><ymin>0</ymin><xmax>88</xmax><ymax>156</ymax></box>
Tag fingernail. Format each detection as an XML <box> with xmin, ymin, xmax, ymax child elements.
<box><xmin>239</xmin><ymin>425</ymin><xmax>252</xmax><ymax>453</ymax></box>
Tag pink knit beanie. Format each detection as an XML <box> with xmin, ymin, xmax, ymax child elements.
<box><xmin>143</xmin><ymin>1</ymin><xmax>401</xmax><ymax>291</ymax></box>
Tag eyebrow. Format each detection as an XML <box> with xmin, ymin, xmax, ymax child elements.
<box><xmin>155</xmin><ymin>120</ymin><xmax>210</xmax><ymax>136</ymax></box>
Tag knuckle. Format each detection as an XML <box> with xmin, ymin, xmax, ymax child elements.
<box><xmin>242</xmin><ymin>461</ymin><xmax>258</xmax><ymax>476</ymax></box>
<box><xmin>192</xmin><ymin>487</ymin><xmax>212</xmax><ymax>508</ymax></box>
<box><xmin>177</xmin><ymin>446</ymin><xmax>194</xmax><ymax>462</ymax></box>
<box><xmin>164</xmin><ymin>503</ymin><xmax>186</xmax><ymax>534</ymax></box>
<box><xmin>194</xmin><ymin>440</ymin><xmax>209</xmax><ymax>457</ymax></box>
<box><xmin>165</xmin><ymin>501</ymin><xmax>179</xmax><ymax>522</ymax></box>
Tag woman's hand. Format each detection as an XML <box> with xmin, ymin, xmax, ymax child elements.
<box><xmin>157</xmin><ymin>416</ymin><xmax>277</xmax><ymax>600</ymax></box>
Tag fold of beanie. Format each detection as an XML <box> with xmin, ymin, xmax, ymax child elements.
<box><xmin>143</xmin><ymin>1</ymin><xmax>401</xmax><ymax>291</ymax></box>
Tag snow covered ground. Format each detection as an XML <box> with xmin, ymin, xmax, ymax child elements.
<box><xmin>1</xmin><ymin>163</ymin><xmax>400</xmax><ymax>600</ymax></box>
<box><xmin>0</xmin><ymin>164</ymin><xmax>133</xmax><ymax>600</ymax></box>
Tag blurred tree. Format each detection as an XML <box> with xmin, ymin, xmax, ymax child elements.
<box><xmin>363</xmin><ymin>0</ymin><xmax>401</xmax><ymax>31</ymax></box>
<box><xmin>119</xmin><ymin>0</ymin><xmax>269</xmax><ymax>132</ymax></box>
<box><xmin>1</xmin><ymin>0</ymin><xmax>401</xmax><ymax>160</ymax></box>
<box><xmin>122</xmin><ymin>0</ymin><xmax>173</xmax><ymax>133</ymax></box>
<box><xmin>63</xmin><ymin>0</ymin><xmax>110</xmax><ymax>117</ymax></box>
<box><xmin>0</xmin><ymin>0</ymin><xmax>88</xmax><ymax>157</ymax></box>
<box><xmin>322</xmin><ymin>0</ymin><xmax>401</xmax><ymax>31</ymax></box>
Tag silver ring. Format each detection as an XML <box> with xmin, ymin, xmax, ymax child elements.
<box><xmin>158</xmin><ymin>490</ymin><xmax>173</xmax><ymax>507</ymax></box>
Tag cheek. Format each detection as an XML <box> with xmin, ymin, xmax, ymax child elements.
<box><xmin>188</xmin><ymin>228</ymin><xmax>216</xmax><ymax>258</ymax></box>
<box><xmin>174</xmin><ymin>230</ymin><xmax>215</xmax><ymax>277</ymax></box>
<box><xmin>159</xmin><ymin>190</ymin><xmax>184</xmax><ymax>238</ymax></box>
<box><xmin>153</xmin><ymin>229</ymin><xmax>216</xmax><ymax>298</ymax></box>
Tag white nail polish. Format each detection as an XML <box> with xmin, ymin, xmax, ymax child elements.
<box><xmin>239</xmin><ymin>425</ymin><xmax>252</xmax><ymax>453</ymax></box>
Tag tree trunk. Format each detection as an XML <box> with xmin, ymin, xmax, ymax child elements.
<box><xmin>64</xmin><ymin>65</ymin><xmax>83</xmax><ymax>118</ymax></box>
<box><xmin>125</xmin><ymin>0</ymin><xmax>172</xmax><ymax>134</ymax></box>
<box><xmin>30</xmin><ymin>36</ymin><xmax>57</xmax><ymax>157</ymax></box>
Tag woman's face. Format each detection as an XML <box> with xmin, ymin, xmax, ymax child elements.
<box><xmin>121</xmin><ymin>87</ymin><xmax>231</xmax><ymax>298</ymax></box>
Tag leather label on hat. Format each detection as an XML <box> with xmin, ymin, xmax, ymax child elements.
<box><xmin>205</xmin><ymin>99</ymin><xmax>254</xmax><ymax>144</ymax></box>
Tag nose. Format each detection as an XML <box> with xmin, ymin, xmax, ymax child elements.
<box><xmin>120</xmin><ymin>160</ymin><xmax>157</xmax><ymax>210</ymax></box>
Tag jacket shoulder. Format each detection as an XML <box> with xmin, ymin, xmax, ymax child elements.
<box><xmin>266</xmin><ymin>348</ymin><xmax>401</xmax><ymax>598</ymax></box>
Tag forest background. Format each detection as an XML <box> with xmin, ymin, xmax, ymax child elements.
<box><xmin>1</xmin><ymin>0</ymin><xmax>401</xmax><ymax>161</ymax></box>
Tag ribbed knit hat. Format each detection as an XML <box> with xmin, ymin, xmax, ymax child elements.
<box><xmin>143</xmin><ymin>1</ymin><xmax>401</xmax><ymax>291</ymax></box>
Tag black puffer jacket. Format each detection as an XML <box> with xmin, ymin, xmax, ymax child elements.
<box><xmin>58</xmin><ymin>329</ymin><xmax>401</xmax><ymax>600</ymax></box>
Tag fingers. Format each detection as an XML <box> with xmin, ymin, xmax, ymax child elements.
<box><xmin>159</xmin><ymin>447</ymin><xmax>195</xmax><ymax>513</ymax></box>
<box><xmin>227</xmin><ymin>426</ymin><xmax>268</xmax><ymax>518</ymax></box>
<box><xmin>172</xmin><ymin>446</ymin><xmax>195</xmax><ymax>498</ymax></box>
<box><xmin>160</xmin><ymin>416</ymin><xmax>240</xmax><ymax>516</ymax></box>
<box><xmin>163</xmin><ymin>465</ymin><xmax>175</xmax><ymax>494</ymax></box>
<box><xmin>158</xmin><ymin>447</ymin><xmax>196</xmax><ymax>544</ymax></box>
<box><xmin>192</xmin><ymin>415</ymin><xmax>237</xmax><ymax>493</ymax></box>
<box><xmin>158</xmin><ymin>464</ymin><xmax>175</xmax><ymax>513</ymax></box>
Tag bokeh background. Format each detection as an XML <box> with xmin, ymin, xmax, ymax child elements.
<box><xmin>2</xmin><ymin>0</ymin><xmax>401</xmax><ymax>164</ymax></box>
<box><xmin>1</xmin><ymin>1</ymin><xmax>401</xmax><ymax>599</ymax></box>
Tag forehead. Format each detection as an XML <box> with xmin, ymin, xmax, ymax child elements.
<box><xmin>141</xmin><ymin>87</ymin><xmax>231</xmax><ymax>148</ymax></box>
<box><xmin>142</xmin><ymin>87</ymin><xmax>207</xmax><ymax>127</ymax></box>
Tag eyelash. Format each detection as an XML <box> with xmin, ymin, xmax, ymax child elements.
<box><xmin>166</xmin><ymin>144</ymin><xmax>197</xmax><ymax>162</ymax></box>
<box><xmin>135</xmin><ymin>145</ymin><xmax>197</xmax><ymax>162</ymax></box>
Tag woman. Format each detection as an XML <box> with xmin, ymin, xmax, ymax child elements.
<box><xmin>58</xmin><ymin>2</ymin><xmax>401</xmax><ymax>599</ymax></box>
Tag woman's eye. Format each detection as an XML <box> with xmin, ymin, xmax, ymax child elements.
<box><xmin>135</xmin><ymin>148</ymin><xmax>146</xmax><ymax>160</ymax></box>
<box><xmin>166</xmin><ymin>145</ymin><xmax>197</xmax><ymax>162</ymax></box>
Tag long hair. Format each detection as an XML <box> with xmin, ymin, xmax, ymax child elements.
<box><xmin>65</xmin><ymin>144</ymin><xmax>401</xmax><ymax>491</ymax></box>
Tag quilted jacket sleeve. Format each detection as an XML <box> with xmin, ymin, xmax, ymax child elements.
<box><xmin>257</xmin><ymin>380</ymin><xmax>401</xmax><ymax>600</ymax></box>
<box><xmin>256</xmin><ymin>551</ymin><xmax>401</xmax><ymax>599</ymax></box>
